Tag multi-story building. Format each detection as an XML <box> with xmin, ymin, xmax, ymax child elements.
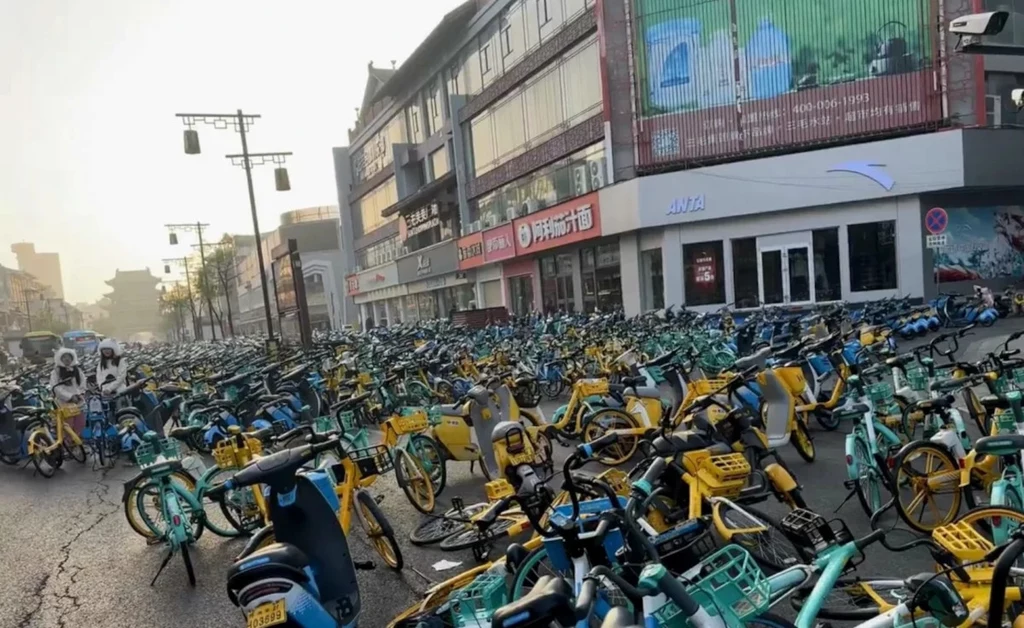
<box><xmin>233</xmin><ymin>207</ymin><xmax>346</xmax><ymax>335</ymax></box>
<box><xmin>101</xmin><ymin>269</ymin><xmax>161</xmax><ymax>339</ymax></box>
<box><xmin>336</xmin><ymin>0</ymin><xmax>1024</xmax><ymax>321</ymax></box>
<box><xmin>11</xmin><ymin>242</ymin><xmax>64</xmax><ymax>300</ymax></box>
<box><xmin>0</xmin><ymin>265</ymin><xmax>50</xmax><ymax>332</ymax></box>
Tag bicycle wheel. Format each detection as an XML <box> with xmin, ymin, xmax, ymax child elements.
<box><xmin>716</xmin><ymin>503</ymin><xmax>805</xmax><ymax>573</ymax></box>
<box><xmin>394</xmin><ymin>448</ymin><xmax>436</xmax><ymax>515</ymax></box>
<box><xmin>181</xmin><ymin>542</ymin><xmax>196</xmax><ymax>587</ymax></box>
<box><xmin>123</xmin><ymin>471</ymin><xmax>197</xmax><ymax>539</ymax></box>
<box><xmin>354</xmin><ymin>489</ymin><xmax>403</xmax><ymax>570</ymax></box>
<box><xmin>851</xmin><ymin>437</ymin><xmax>884</xmax><ymax>516</ymax></box>
<box><xmin>511</xmin><ymin>545</ymin><xmax>564</xmax><ymax>599</ymax></box>
<box><xmin>135</xmin><ymin>483</ymin><xmax>206</xmax><ymax>542</ymax></box>
<box><xmin>30</xmin><ymin>431</ymin><xmax>60</xmax><ymax>478</ymax></box>
<box><xmin>893</xmin><ymin>441</ymin><xmax>963</xmax><ymax>534</ymax></box>
<box><xmin>791</xmin><ymin>577</ymin><xmax>908</xmax><ymax>620</ymax></box>
<box><xmin>582</xmin><ymin>408</ymin><xmax>641</xmax><ymax>465</ymax></box>
<box><xmin>63</xmin><ymin>433</ymin><xmax>87</xmax><ymax>464</ymax></box>
<box><xmin>790</xmin><ymin>417</ymin><xmax>815</xmax><ymax>462</ymax></box>
<box><xmin>954</xmin><ymin>505</ymin><xmax>1024</xmax><ymax>546</ymax></box>
<box><xmin>410</xmin><ymin>503</ymin><xmax>488</xmax><ymax>545</ymax></box>
<box><xmin>198</xmin><ymin>466</ymin><xmax>250</xmax><ymax>538</ymax></box>
<box><xmin>438</xmin><ymin>516</ymin><xmax>522</xmax><ymax>551</ymax></box>
<box><xmin>219</xmin><ymin>485</ymin><xmax>265</xmax><ymax>536</ymax></box>
<box><xmin>409</xmin><ymin>434</ymin><xmax>446</xmax><ymax>494</ymax></box>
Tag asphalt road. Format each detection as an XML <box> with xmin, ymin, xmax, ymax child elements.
<box><xmin>2</xmin><ymin>320</ymin><xmax>1022</xmax><ymax>628</ymax></box>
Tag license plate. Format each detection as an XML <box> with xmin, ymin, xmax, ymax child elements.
<box><xmin>247</xmin><ymin>600</ymin><xmax>286</xmax><ymax>628</ymax></box>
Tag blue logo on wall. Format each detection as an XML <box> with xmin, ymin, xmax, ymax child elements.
<box><xmin>667</xmin><ymin>195</ymin><xmax>706</xmax><ymax>216</ymax></box>
<box><xmin>827</xmin><ymin>161</ymin><xmax>895</xmax><ymax>191</ymax></box>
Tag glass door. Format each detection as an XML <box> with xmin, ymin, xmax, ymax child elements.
<box><xmin>758</xmin><ymin>244</ymin><xmax>815</xmax><ymax>305</ymax></box>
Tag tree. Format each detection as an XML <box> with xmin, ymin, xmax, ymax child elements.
<box><xmin>208</xmin><ymin>238</ymin><xmax>237</xmax><ymax>337</ymax></box>
<box><xmin>191</xmin><ymin>262</ymin><xmax>220</xmax><ymax>340</ymax></box>
<box><xmin>160</xmin><ymin>284</ymin><xmax>192</xmax><ymax>341</ymax></box>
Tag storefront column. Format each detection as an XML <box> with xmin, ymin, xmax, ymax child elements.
<box><xmin>571</xmin><ymin>254</ymin><xmax>584</xmax><ymax>312</ymax></box>
<box><xmin>619</xmin><ymin>233</ymin><xmax>642</xmax><ymax>316</ymax></box>
<box><xmin>384</xmin><ymin>300</ymin><xmax>395</xmax><ymax>326</ymax></box>
<box><xmin>662</xmin><ymin>226</ymin><xmax>684</xmax><ymax>307</ymax></box>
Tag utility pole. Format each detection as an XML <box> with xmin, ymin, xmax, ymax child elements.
<box><xmin>163</xmin><ymin>257</ymin><xmax>199</xmax><ymax>340</ymax></box>
<box><xmin>166</xmin><ymin>222</ymin><xmax>216</xmax><ymax>340</ymax></box>
<box><xmin>174</xmin><ymin>110</ymin><xmax>292</xmax><ymax>342</ymax></box>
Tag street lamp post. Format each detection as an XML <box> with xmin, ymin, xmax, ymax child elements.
<box><xmin>174</xmin><ymin>110</ymin><xmax>291</xmax><ymax>341</ymax></box>
<box><xmin>166</xmin><ymin>222</ymin><xmax>216</xmax><ymax>340</ymax></box>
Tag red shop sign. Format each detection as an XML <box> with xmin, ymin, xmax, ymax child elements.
<box><xmin>512</xmin><ymin>193</ymin><xmax>601</xmax><ymax>255</ymax></box>
<box><xmin>483</xmin><ymin>223</ymin><xmax>516</xmax><ymax>262</ymax></box>
<box><xmin>458</xmin><ymin>232</ymin><xmax>484</xmax><ymax>270</ymax></box>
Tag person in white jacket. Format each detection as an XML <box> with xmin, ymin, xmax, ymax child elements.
<box><xmin>50</xmin><ymin>347</ymin><xmax>86</xmax><ymax>434</ymax></box>
<box><xmin>96</xmin><ymin>338</ymin><xmax>128</xmax><ymax>395</ymax></box>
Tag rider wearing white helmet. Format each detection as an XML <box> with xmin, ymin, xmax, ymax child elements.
<box><xmin>96</xmin><ymin>338</ymin><xmax>128</xmax><ymax>395</ymax></box>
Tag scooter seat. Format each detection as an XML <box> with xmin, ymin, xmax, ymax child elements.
<box><xmin>491</xmin><ymin>575</ymin><xmax>575</xmax><ymax>628</ymax></box>
<box><xmin>652</xmin><ymin>431</ymin><xmax>709</xmax><ymax>456</ymax></box>
<box><xmin>228</xmin><ymin>542</ymin><xmax>310</xmax><ymax>595</ymax></box>
<box><xmin>222</xmin><ymin>373</ymin><xmax>249</xmax><ymax>387</ymax></box>
<box><xmin>630</xmin><ymin>386</ymin><xmax>662</xmax><ymax>400</ymax></box>
<box><xmin>975</xmin><ymin>434</ymin><xmax>1024</xmax><ymax>455</ymax></box>
<box><xmin>914</xmin><ymin>395</ymin><xmax>955</xmax><ymax>412</ymax></box>
<box><xmin>885</xmin><ymin>355</ymin><xmax>915</xmax><ymax>368</ymax></box>
<box><xmin>645</xmin><ymin>349</ymin><xmax>679</xmax><ymax>368</ymax></box>
<box><xmin>158</xmin><ymin>384</ymin><xmax>189</xmax><ymax>394</ymax></box>
<box><xmin>707</xmin><ymin>442</ymin><xmax>733</xmax><ymax>455</ymax></box>
<box><xmin>438</xmin><ymin>403</ymin><xmax>464</xmax><ymax>417</ymax></box>
<box><xmin>733</xmin><ymin>348</ymin><xmax>770</xmax><ymax>371</ymax></box>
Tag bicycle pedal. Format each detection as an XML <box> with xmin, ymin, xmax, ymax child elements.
<box><xmin>374</xmin><ymin>494</ymin><xmax>385</xmax><ymax>505</ymax></box>
<box><xmin>354</xmin><ymin>560</ymin><xmax>375</xmax><ymax>571</ymax></box>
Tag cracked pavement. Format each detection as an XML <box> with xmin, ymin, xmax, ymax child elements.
<box><xmin>0</xmin><ymin>321</ymin><xmax>1019</xmax><ymax>627</ymax></box>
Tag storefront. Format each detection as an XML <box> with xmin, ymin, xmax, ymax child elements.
<box><xmin>396</xmin><ymin>240</ymin><xmax>475</xmax><ymax>320</ymax></box>
<box><xmin>347</xmin><ymin>262</ymin><xmax>403</xmax><ymax>328</ymax></box>
<box><xmin>603</xmin><ymin>129</ymin><xmax>1024</xmax><ymax>314</ymax></box>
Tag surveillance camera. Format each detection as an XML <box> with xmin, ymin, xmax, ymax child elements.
<box><xmin>949</xmin><ymin>11</ymin><xmax>1009</xmax><ymax>36</ymax></box>
<box><xmin>1012</xmin><ymin>88</ymin><xmax>1024</xmax><ymax>110</ymax></box>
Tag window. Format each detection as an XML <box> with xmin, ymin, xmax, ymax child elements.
<box><xmin>541</xmin><ymin>254</ymin><xmax>574</xmax><ymax>312</ymax></box>
<box><xmin>812</xmin><ymin>228</ymin><xmax>841</xmax><ymax>301</ymax></box>
<box><xmin>683</xmin><ymin>241</ymin><xmax>725</xmax><ymax>306</ymax></box>
<box><xmin>508</xmin><ymin>275</ymin><xmax>535</xmax><ymax>316</ymax></box>
<box><xmin>501</xmin><ymin>17</ymin><xmax>513</xmax><ymax>57</ymax></box>
<box><xmin>985</xmin><ymin>72</ymin><xmax>1024</xmax><ymax>127</ymax></box>
<box><xmin>355</xmin><ymin>236</ymin><xmax>399</xmax><ymax>270</ymax></box>
<box><xmin>731</xmin><ymin>238</ymin><xmax>758</xmax><ymax>308</ymax></box>
<box><xmin>581</xmin><ymin>243</ymin><xmax>622</xmax><ymax>312</ymax></box>
<box><xmin>467</xmin><ymin>37</ymin><xmax>600</xmax><ymax>178</ymax></box>
<box><xmin>409</xmin><ymin>105</ymin><xmax>423</xmax><ymax>143</ymax></box>
<box><xmin>480</xmin><ymin>42</ymin><xmax>492</xmax><ymax>75</ymax></box>
<box><xmin>430</xmin><ymin>147</ymin><xmax>449</xmax><ymax>179</ymax></box>
<box><xmin>848</xmin><ymin>221</ymin><xmax>897</xmax><ymax>292</ymax></box>
<box><xmin>353</xmin><ymin>178</ymin><xmax>398</xmax><ymax>236</ymax></box>
<box><xmin>538</xmin><ymin>0</ymin><xmax>552</xmax><ymax>26</ymax></box>
<box><xmin>641</xmin><ymin>249</ymin><xmax>664</xmax><ymax>311</ymax></box>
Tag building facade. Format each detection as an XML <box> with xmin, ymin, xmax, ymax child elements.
<box><xmin>233</xmin><ymin>207</ymin><xmax>345</xmax><ymax>336</ymax></box>
<box><xmin>11</xmin><ymin>242</ymin><xmax>64</xmax><ymax>299</ymax></box>
<box><xmin>102</xmin><ymin>269</ymin><xmax>161</xmax><ymax>339</ymax></box>
<box><xmin>335</xmin><ymin>0</ymin><xmax>1022</xmax><ymax>321</ymax></box>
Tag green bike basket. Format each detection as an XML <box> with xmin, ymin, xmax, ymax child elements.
<box><xmin>449</xmin><ymin>571</ymin><xmax>506</xmax><ymax>627</ymax></box>
<box><xmin>314</xmin><ymin>415</ymin><xmax>340</xmax><ymax>434</ymax></box>
<box><xmin>906</xmin><ymin>367</ymin><xmax>928</xmax><ymax>393</ymax></box>
<box><xmin>135</xmin><ymin>438</ymin><xmax>181</xmax><ymax>468</ymax></box>
<box><xmin>675</xmin><ymin>545</ymin><xmax>769</xmax><ymax>626</ymax></box>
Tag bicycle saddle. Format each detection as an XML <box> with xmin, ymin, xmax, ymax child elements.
<box><xmin>974</xmin><ymin>434</ymin><xmax>1024</xmax><ymax>456</ymax></box>
<box><xmin>653</xmin><ymin>431</ymin><xmax>710</xmax><ymax>456</ymax></box>
<box><xmin>168</xmin><ymin>425</ymin><xmax>203</xmax><ymax>439</ymax></box>
<box><xmin>491</xmin><ymin>575</ymin><xmax>575</xmax><ymax>628</ymax></box>
<box><xmin>885</xmin><ymin>355</ymin><xmax>916</xmax><ymax>368</ymax></box>
<box><xmin>914</xmin><ymin>395</ymin><xmax>955</xmax><ymax>412</ymax></box>
<box><xmin>158</xmin><ymin>384</ymin><xmax>189</xmax><ymax>394</ymax></box>
<box><xmin>221</xmin><ymin>373</ymin><xmax>250</xmax><ymax>387</ymax></box>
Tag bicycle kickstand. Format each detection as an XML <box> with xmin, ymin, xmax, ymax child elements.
<box><xmin>150</xmin><ymin>548</ymin><xmax>174</xmax><ymax>587</ymax></box>
<box><xmin>834</xmin><ymin>480</ymin><xmax>861</xmax><ymax>514</ymax></box>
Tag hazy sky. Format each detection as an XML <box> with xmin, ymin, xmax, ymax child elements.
<box><xmin>0</xmin><ymin>0</ymin><xmax>464</xmax><ymax>303</ymax></box>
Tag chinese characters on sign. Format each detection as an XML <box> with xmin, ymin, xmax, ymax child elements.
<box><xmin>485</xmin><ymin>232</ymin><xmax>513</xmax><ymax>255</ymax></box>
<box><xmin>404</xmin><ymin>203</ymin><xmax>441</xmax><ymax>238</ymax></box>
<box><xmin>482</xmin><ymin>224</ymin><xmax>516</xmax><ymax>263</ymax></box>
<box><xmin>346</xmin><ymin>276</ymin><xmax>359</xmax><ymax>295</ymax></box>
<box><xmin>459</xmin><ymin>241</ymin><xmax>483</xmax><ymax>261</ymax></box>
<box><xmin>694</xmin><ymin>255</ymin><xmax>715</xmax><ymax>284</ymax></box>
<box><xmin>517</xmin><ymin>204</ymin><xmax>595</xmax><ymax>250</ymax></box>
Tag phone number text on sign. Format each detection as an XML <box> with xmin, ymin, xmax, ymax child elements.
<box><xmin>641</xmin><ymin>72</ymin><xmax>939</xmax><ymax>166</ymax></box>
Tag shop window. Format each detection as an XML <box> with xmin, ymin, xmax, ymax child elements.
<box><xmin>731</xmin><ymin>238</ymin><xmax>758</xmax><ymax>308</ymax></box>
<box><xmin>541</xmin><ymin>254</ymin><xmax>575</xmax><ymax>312</ymax></box>
<box><xmin>683</xmin><ymin>241</ymin><xmax>725</xmax><ymax>306</ymax></box>
<box><xmin>985</xmin><ymin>72</ymin><xmax>1024</xmax><ymax>127</ymax></box>
<box><xmin>581</xmin><ymin>243</ymin><xmax>622</xmax><ymax>312</ymax></box>
<box><xmin>641</xmin><ymin>249</ymin><xmax>664</xmax><ymax>311</ymax></box>
<box><xmin>812</xmin><ymin>228</ymin><xmax>842</xmax><ymax>301</ymax></box>
<box><xmin>509</xmin><ymin>275</ymin><xmax>535</xmax><ymax>316</ymax></box>
<box><xmin>848</xmin><ymin>221</ymin><xmax>897</xmax><ymax>292</ymax></box>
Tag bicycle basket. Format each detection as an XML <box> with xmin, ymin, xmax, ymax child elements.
<box><xmin>995</xmin><ymin>409</ymin><xmax>1019</xmax><ymax>434</ymax></box>
<box><xmin>693</xmin><ymin>378</ymin><xmax>730</xmax><ymax>397</ymax></box>
<box><xmin>393</xmin><ymin>411</ymin><xmax>428</xmax><ymax>435</ymax></box>
<box><xmin>336</xmin><ymin>411</ymin><xmax>358</xmax><ymax>431</ymax></box>
<box><xmin>348</xmin><ymin>445</ymin><xmax>393</xmax><ymax>478</ymax></box>
<box><xmin>54</xmin><ymin>405</ymin><xmax>80</xmax><ymax>421</ymax></box>
<box><xmin>673</xmin><ymin>545</ymin><xmax>769</xmax><ymax>625</ymax></box>
<box><xmin>867</xmin><ymin>382</ymin><xmax>895</xmax><ymax>404</ymax></box>
<box><xmin>135</xmin><ymin>438</ymin><xmax>181</xmax><ymax>467</ymax></box>
<box><xmin>931</xmin><ymin>520</ymin><xmax>994</xmax><ymax>563</ymax></box>
<box><xmin>906</xmin><ymin>367</ymin><xmax>928</xmax><ymax>393</ymax></box>
<box><xmin>780</xmin><ymin>508</ymin><xmax>854</xmax><ymax>556</ymax></box>
<box><xmin>1013</xmin><ymin>369</ymin><xmax>1024</xmax><ymax>388</ymax></box>
<box><xmin>314</xmin><ymin>415</ymin><xmax>340</xmax><ymax>434</ymax></box>
<box><xmin>450</xmin><ymin>572</ymin><xmax>506</xmax><ymax>627</ymax></box>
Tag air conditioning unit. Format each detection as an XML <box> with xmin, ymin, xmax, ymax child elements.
<box><xmin>589</xmin><ymin>158</ymin><xmax>606</xmax><ymax>189</ymax></box>
<box><xmin>573</xmin><ymin>165</ymin><xmax>589</xmax><ymax>195</ymax></box>
<box><xmin>482</xmin><ymin>215</ymin><xmax>495</xmax><ymax>229</ymax></box>
<box><xmin>506</xmin><ymin>206</ymin><xmax>516</xmax><ymax>222</ymax></box>
<box><xmin>521</xmin><ymin>198</ymin><xmax>538</xmax><ymax>217</ymax></box>
<box><xmin>471</xmin><ymin>220</ymin><xmax>482</xmax><ymax>233</ymax></box>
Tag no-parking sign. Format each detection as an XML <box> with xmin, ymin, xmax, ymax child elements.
<box><xmin>925</xmin><ymin>207</ymin><xmax>948</xmax><ymax>235</ymax></box>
